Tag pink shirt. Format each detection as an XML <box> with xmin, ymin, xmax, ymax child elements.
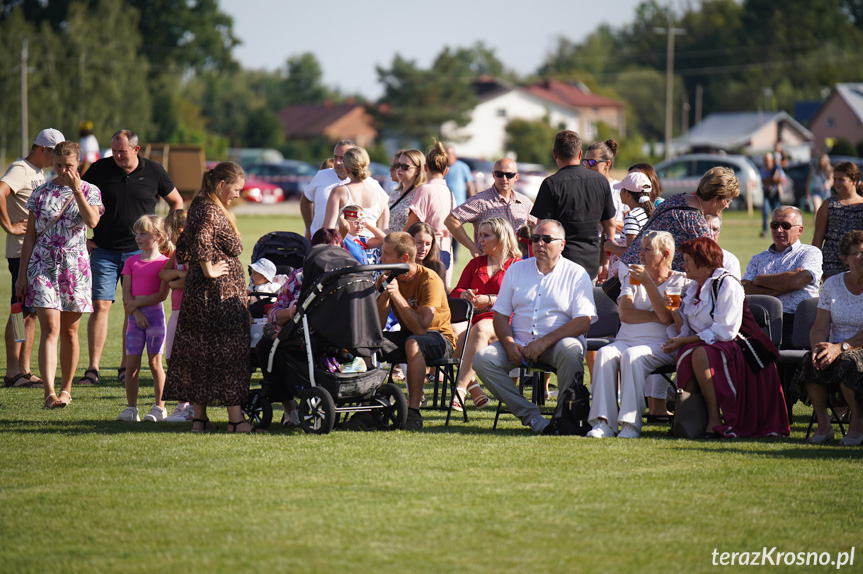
<box><xmin>122</xmin><ymin>253</ymin><xmax>168</xmax><ymax>297</ymax></box>
<box><xmin>170</xmin><ymin>262</ymin><xmax>185</xmax><ymax>311</ymax></box>
<box><xmin>409</xmin><ymin>178</ymin><xmax>455</xmax><ymax>252</ymax></box>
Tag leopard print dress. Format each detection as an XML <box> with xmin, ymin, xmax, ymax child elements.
<box><xmin>163</xmin><ymin>196</ymin><xmax>250</xmax><ymax>406</ymax></box>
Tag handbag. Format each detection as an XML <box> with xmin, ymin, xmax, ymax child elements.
<box><xmin>600</xmin><ymin>275</ymin><xmax>621</xmax><ymax>303</ymax></box>
<box><xmin>35</xmin><ymin>192</ymin><xmax>77</xmax><ymax>243</ymax></box>
<box><xmin>672</xmin><ymin>387</ymin><xmax>708</xmax><ymax>438</ymax></box>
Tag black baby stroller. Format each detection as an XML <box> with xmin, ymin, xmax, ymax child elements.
<box><xmin>249</xmin><ymin>232</ymin><xmax>310</xmax><ymax>370</ymax></box>
<box><xmin>242</xmin><ymin>244</ymin><xmax>410</xmax><ymax>434</ymax></box>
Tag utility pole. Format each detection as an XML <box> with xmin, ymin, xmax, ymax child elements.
<box><xmin>20</xmin><ymin>37</ymin><xmax>29</xmax><ymax>157</ymax></box>
<box><xmin>655</xmin><ymin>7</ymin><xmax>684</xmax><ymax>160</ymax></box>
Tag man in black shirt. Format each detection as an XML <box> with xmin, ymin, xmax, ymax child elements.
<box><xmin>530</xmin><ymin>130</ymin><xmax>616</xmax><ymax>281</ymax></box>
<box><xmin>78</xmin><ymin>129</ymin><xmax>184</xmax><ymax>385</ymax></box>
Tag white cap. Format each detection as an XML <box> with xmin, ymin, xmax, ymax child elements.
<box><xmin>249</xmin><ymin>258</ymin><xmax>277</xmax><ymax>282</ymax></box>
<box><xmin>613</xmin><ymin>171</ymin><xmax>652</xmax><ymax>193</ymax></box>
<box><xmin>33</xmin><ymin>128</ymin><xmax>65</xmax><ymax>148</ymax></box>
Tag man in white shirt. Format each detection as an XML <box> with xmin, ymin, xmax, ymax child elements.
<box><xmin>0</xmin><ymin>128</ymin><xmax>64</xmax><ymax>387</ymax></box>
<box><xmin>300</xmin><ymin>140</ymin><xmax>355</xmax><ymax>238</ymax></box>
<box><xmin>704</xmin><ymin>214</ymin><xmax>741</xmax><ymax>279</ymax></box>
<box><xmin>473</xmin><ymin>219</ymin><xmax>597</xmax><ymax>433</ymax></box>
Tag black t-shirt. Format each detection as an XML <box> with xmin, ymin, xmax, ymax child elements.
<box><xmin>83</xmin><ymin>156</ymin><xmax>175</xmax><ymax>252</ymax></box>
<box><xmin>530</xmin><ymin>164</ymin><xmax>615</xmax><ymax>279</ymax></box>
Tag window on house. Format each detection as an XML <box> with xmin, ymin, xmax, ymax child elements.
<box><xmin>825</xmin><ymin>116</ymin><xmax>835</xmax><ymax>128</ymax></box>
<box><xmin>497</xmin><ymin>108</ymin><xmax>507</xmax><ymax>118</ymax></box>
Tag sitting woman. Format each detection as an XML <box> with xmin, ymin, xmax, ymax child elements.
<box><xmin>256</xmin><ymin>228</ymin><xmax>343</xmax><ymax>426</ymax></box>
<box><xmin>794</xmin><ymin>230</ymin><xmax>863</xmax><ymax>445</ymax></box>
<box><xmin>587</xmin><ymin>231</ymin><xmax>688</xmax><ymax>438</ymax></box>
<box><xmin>661</xmin><ymin>237</ymin><xmax>789</xmax><ymax>438</ymax></box>
<box><xmin>450</xmin><ymin>217</ymin><xmax>521</xmax><ymax>410</ymax></box>
<box><xmin>407</xmin><ymin>221</ymin><xmax>446</xmax><ymax>285</ymax></box>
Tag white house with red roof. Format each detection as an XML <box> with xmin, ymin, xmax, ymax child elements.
<box><xmin>441</xmin><ymin>77</ymin><xmax>626</xmax><ymax>159</ymax></box>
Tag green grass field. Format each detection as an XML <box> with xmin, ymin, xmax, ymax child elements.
<box><xmin>1</xmin><ymin>209</ymin><xmax>862</xmax><ymax>574</ymax></box>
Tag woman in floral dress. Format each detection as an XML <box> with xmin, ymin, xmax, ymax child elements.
<box><xmin>162</xmin><ymin>162</ymin><xmax>260</xmax><ymax>433</ymax></box>
<box><xmin>16</xmin><ymin>141</ymin><xmax>103</xmax><ymax>409</ymax></box>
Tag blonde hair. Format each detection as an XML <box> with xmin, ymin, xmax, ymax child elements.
<box><xmin>426</xmin><ymin>140</ymin><xmax>448</xmax><ymax>175</ymax></box>
<box><xmin>343</xmin><ymin>147</ymin><xmax>371</xmax><ymax>180</ymax></box>
<box><xmin>133</xmin><ymin>214</ymin><xmax>172</xmax><ymax>256</ymax></box>
<box><xmin>479</xmin><ymin>217</ymin><xmax>521</xmax><ymax>261</ymax></box>
<box><xmin>641</xmin><ymin>230</ymin><xmax>675</xmax><ymax>264</ymax></box>
<box><xmin>696</xmin><ymin>166</ymin><xmax>740</xmax><ymax>201</ymax></box>
<box><xmin>198</xmin><ymin>161</ymin><xmax>244</xmax><ymax>236</ymax></box>
<box><xmin>53</xmin><ymin>141</ymin><xmax>81</xmax><ymax>163</ymax></box>
<box><xmin>400</xmin><ymin>149</ymin><xmax>428</xmax><ymax>189</ymax></box>
<box><xmin>164</xmin><ymin>209</ymin><xmax>187</xmax><ymax>244</ymax></box>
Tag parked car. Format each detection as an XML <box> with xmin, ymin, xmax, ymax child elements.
<box><xmin>244</xmin><ymin>160</ymin><xmax>317</xmax><ymax>199</ymax></box>
<box><xmin>206</xmin><ymin>161</ymin><xmax>285</xmax><ymax>204</ymax></box>
<box><xmin>654</xmin><ymin>153</ymin><xmax>764</xmax><ymax>209</ymax></box>
<box><xmin>459</xmin><ymin>157</ymin><xmax>496</xmax><ymax>192</ymax></box>
<box><xmin>513</xmin><ymin>162</ymin><xmax>550</xmax><ymax>201</ymax></box>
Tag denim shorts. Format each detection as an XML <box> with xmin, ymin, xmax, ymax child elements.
<box><xmin>7</xmin><ymin>258</ymin><xmax>35</xmax><ymax>312</ymax></box>
<box><xmin>90</xmin><ymin>247</ymin><xmax>143</xmax><ymax>301</ymax></box>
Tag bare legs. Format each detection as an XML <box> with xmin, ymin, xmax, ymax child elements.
<box><xmin>404</xmin><ymin>338</ymin><xmax>427</xmax><ymax>410</ymax></box>
<box><xmin>35</xmin><ymin>308</ymin><xmax>82</xmax><ymax>403</ymax></box>
<box><xmin>4</xmin><ymin>311</ymin><xmax>36</xmax><ymax>378</ymax></box>
<box><xmin>87</xmin><ymin>300</ymin><xmax>128</xmax><ymax>374</ymax></box>
<box><xmin>455</xmin><ymin>318</ymin><xmax>495</xmax><ymax>402</ymax></box>
<box><xmin>686</xmin><ymin>346</ymin><xmax>723</xmax><ymax>431</ymax></box>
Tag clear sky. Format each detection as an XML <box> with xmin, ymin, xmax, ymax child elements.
<box><xmin>219</xmin><ymin>0</ymin><xmax>646</xmax><ymax>99</ymax></box>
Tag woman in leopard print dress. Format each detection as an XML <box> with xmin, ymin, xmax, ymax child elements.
<box><xmin>163</xmin><ymin>162</ymin><xmax>258</xmax><ymax>433</ymax></box>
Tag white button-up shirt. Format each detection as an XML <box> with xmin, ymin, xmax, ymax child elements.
<box><xmin>676</xmin><ymin>268</ymin><xmax>744</xmax><ymax>344</ymax></box>
<box><xmin>493</xmin><ymin>257</ymin><xmax>597</xmax><ymax>347</ymax></box>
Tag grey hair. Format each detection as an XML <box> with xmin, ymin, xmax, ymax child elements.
<box><xmin>536</xmin><ymin>219</ymin><xmax>565</xmax><ymax>238</ymax></box>
<box><xmin>334</xmin><ymin>139</ymin><xmax>356</xmax><ymax>152</ymax></box>
<box><xmin>771</xmin><ymin>205</ymin><xmax>803</xmax><ymax>225</ymax></box>
<box><xmin>112</xmin><ymin>129</ymin><xmax>139</xmax><ymax>148</ymax></box>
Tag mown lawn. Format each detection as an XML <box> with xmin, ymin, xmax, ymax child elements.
<box><xmin>1</xmin><ymin>208</ymin><xmax>861</xmax><ymax>574</ymax></box>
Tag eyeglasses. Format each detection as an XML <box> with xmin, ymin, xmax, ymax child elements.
<box><xmin>493</xmin><ymin>171</ymin><xmax>517</xmax><ymax>179</ymax></box>
<box><xmin>530</xmin><ymin>234</ymin><xmax>564</xmax><ymax>244</ymax></box>
<box><xmin>769</xmin><ymin>221</ymin><xmax>801</xmax><ymax>230</ymax></box>
<box><xmin>395</xmin><ymin>163</ymin><xmax>416</xmax><ymax>171</ymax></box>
<box><xmin>582</xmin><ymin>159</ymin><xmax>610</xmax><ymax>168</ymax></box>
<box><xmin>846</xmin><ymin>250</ymin><xmax>863</xmax><ymax>258</ymax></box>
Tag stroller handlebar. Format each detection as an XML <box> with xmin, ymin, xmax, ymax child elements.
<box><xmin>316</xmin><ymin>263</ymin><xmax>411</xmax><ymax>289</ymax></box>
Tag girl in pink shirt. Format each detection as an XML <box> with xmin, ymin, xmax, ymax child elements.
<box><xmin>116</xmin><ymin>215</ymin><xmax>170</xmax><ymax>423</ymax></box>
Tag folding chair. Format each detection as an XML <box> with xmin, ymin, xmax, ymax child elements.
<box><xmin>586</xmin><ymin>286</ymin><xmax>620</xmax><ymax>351</ymax></box>
<box><xmin>777</xmin><ymin>297</ymin><xmax>817</xmax><ymax>423</ymax></box>
<box><xmin>493</xmin><ymin>361</ymin><xmax>555</xmax><ymax>430</ymax></box>
<box><xmin>424</xmin><ymin>298</ymin><xmax>472</xmax><ymax>424</ymax></box>
<box><xmin>745</xmin><ymin>294</ymin><xmax>783</xmax><ymax>347</ymax></box>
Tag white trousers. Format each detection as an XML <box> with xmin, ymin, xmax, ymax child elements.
<box><xmin>587</xmin><ymin>340</ymin><xmax>674</xmax><ymax>431</ymax></box>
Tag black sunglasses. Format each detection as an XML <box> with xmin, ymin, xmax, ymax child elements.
<box><xmin>530</xmin><ymin>234</ymin><xmax>563</xmax><ymax>244</ymax></box>
<box><xmin>769</xmin><ymin>221</ymin><xmax>801</xmax><ymax>230</ymax></box>
<box><xmin>395</xmin><ymin>163</ymin><xmax>415</xmax><ymax>171</ymax></box>
<box><xmin>582</xmin><ymin>159</ymin><xmax>610</xmax><ymax>168</ymax></box>
<box><xmin>493</xmin><ymin>171</ymin><xmax>517</xmax><ymax>179</ymax></box>
<box><xmin>389</xmin><ymin>163</ymin><xmax>400</xmax><ymax>170</ymax></box>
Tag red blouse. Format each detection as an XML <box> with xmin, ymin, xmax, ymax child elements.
<box><xmin>451</xmin><ymin>255</ymin><xmax>518</xmax><ymax>324</ymax></box>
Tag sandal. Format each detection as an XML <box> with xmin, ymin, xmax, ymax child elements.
<box><xmin>116</xmin><ymin>367</ymin><xmax>126</xmax><ymax>384</ymax></box>
<box><xmin>646</xmin><ymin>414</ymin><xmax>672</xmax><ymax>424</ymax></box>
<box><xmin>4</xmin><ymin>373</ymin><xmax>42</xmax><ymax>388</ymax></box>
<box><xmin>467</xmin><ymin>382</ymin><xmax>490</xmax><ymax>410</ymax></box>
<box><xmin>191</xmin><ymin>418</ymin><xmax>218</xmax><ymax>433</ymax></box>
<box><xmin>56</xmin><ymin>390</ymin><xmax>72</xmax><ymax>407</ymax></box>
<box><xmin>43</xmin><ymin>394</ymin><xmax>62</xmax><ymax>409</ymax></box>
<box><xmin>76</xmin><ymin>368</ymin><xmax>100</xmax><ymax>386</ymax></box>
<box><xmin>451</xmin><ymin>388</ymin><xmax>467</xmax><ymax>412</ymax></box>
<box><xmin>226</xmin><ymin>420</ymin><xmax>266</xmax><ymax>434</ymax></box>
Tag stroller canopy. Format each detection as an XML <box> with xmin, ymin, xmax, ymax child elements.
<box><xmin>252</xmin><ymin>231</ymin><xmax>310</xmax><ymax>275</ymax></box>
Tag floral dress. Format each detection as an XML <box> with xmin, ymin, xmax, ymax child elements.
<box><xmin>163</xmin><ymin>196</ymin><xmax>250</xmax><ymax>406</ymax></box>
<box><xmin>25</xmin><ymin>181</ymin><xmax>103</xmax><ymax>312</ymax></box>
<box><xmin>821</xmin><ymin>196</ymin><xmax>863</xmax><ymax>279</ymax></box>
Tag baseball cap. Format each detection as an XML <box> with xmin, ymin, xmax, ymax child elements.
<box><xmin>33</xmin><ymin>128</ymin><xmax>65</xmax><ymax>149</ymax></box>
<box><xmin>249</xmin><ymin>258</ymin><xmax>277</xmax><ymax>282</ymax></box>
<box><xmin>613</xmin><ymin>171</ymin><xmax>652</xmax><ymax>193</ymax></box>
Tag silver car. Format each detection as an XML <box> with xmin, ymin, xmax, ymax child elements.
<box><xmin>655</xmin><ymin>153</ymin><xmax>764</xmax><ymax>209</ymax></box>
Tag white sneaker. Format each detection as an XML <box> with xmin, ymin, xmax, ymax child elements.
<box><xmin>529</xmin><ymin>416</ymin><xmax>549</xmax><ymax>434</ymax></box>
<box><xmin>117</xmin><ymin>406</ymin><xmax>140</xmax><ymax>422</ymax></box>
<box><xmin>142</xmin><ymin>405</ymin><xmax>168</xmax><ymax>422</ymax></box>
<box><xmin>164</xmin><ymin>404</ymin><xmax>193</xmax><ymax>423</ymax></box>
<box><xmin>587</xmin><ymin>420</ymin><xmax>615</xmax><ymax>438</ymax></box>
<box><xmin>617</xmin><ymin>422</ymin><xmax>640</xmax><ymax>439</ymax></box>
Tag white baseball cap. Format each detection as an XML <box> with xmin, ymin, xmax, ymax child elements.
<box><xmin>249</xmin><ymin>258</ymin><xmax>277</xmax><ymax>282</ymax></box>
<box><xmin>613</xmin><ymin>171</ymin><xmax>652</xmax><ymax>193</ymax></box>
<box><xmin>33</xmin><ymin>128</ymin><xmax>65</xmax><ymax>148</ymax></box>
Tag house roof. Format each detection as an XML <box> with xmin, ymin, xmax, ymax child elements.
<box><xmin>834</xmin><ymin>83</ymin><xmax>863</xmax><ymax>123</ymax></box>
<box><xmin>525</xmin><ymin>78</ymin><xmax>624</xmax><ymax>110</ymax></box>
<box><xmin>278</xmin><ymin>103</ymin><xmax>365</xmax><ymax>137</ymax></box>
<box><xmin>674</xmin><ymin>111</ymin><xmax>812</xmax><ymax>149</ymax></box>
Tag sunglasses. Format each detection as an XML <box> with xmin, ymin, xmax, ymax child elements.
<box><xmin>769</xmin><ymin>221</ymin><xmax>801</xmax><ymax>230</ymax></box>
<box><xmin>389</xmin><ymin>163</ymin><xmax>399</xmax><ymax>170</ymax></box>
<box><xmin>493</xmin><ymin>171</ymin><xmax>517</xmax><ymax>179</ymax></box>
<box><xmin>530</xmin><ymin>234</ymin><xmax>564</xmax><ymax>244</ymax></box>
<box><xmin>395</xmin><ymin>163</ymin><xmax>416</xmax><ymax>171</ymax></box>
<box><xmin>582</xmin><ymin>159</ymin><xmax>610</xmax><ymax>168</ymax></box>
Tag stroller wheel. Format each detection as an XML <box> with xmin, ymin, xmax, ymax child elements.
<box><xmin>242</xmin><ymin>389</ymin><xmax>273</xmax><ymax>430</ymax></box>
<box><xmin>299</xmin><ymin>387</ymin><xmax>336</xmax><ymax>434</ymax></box>
<box><xmin>371</xmin><ymin>383</ymin><xmax>408</xmax><ymax>431</ymax></box>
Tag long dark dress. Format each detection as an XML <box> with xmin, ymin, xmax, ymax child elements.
<box><xmin>163</xmin><ymin>196</ymin><xmax>250</xmax><ymax>406</ymax></box>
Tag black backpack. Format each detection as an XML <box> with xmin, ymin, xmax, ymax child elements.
<box><xmin>543</xmin><ymin>374</ymin><xmax>591</xmax><ymax>436</ymax></box>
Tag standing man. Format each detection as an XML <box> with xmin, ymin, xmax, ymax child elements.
<box><xmin>0</xmin><ymin>128</ymin><xmax>64</xmax><ymax>387</ymax></box>
<box><xmin>79</xmin><ymin>129</ymin><xmax>183</xmax><ymax>385</ymax></box>
<box><xmin>301</xmin><ymin>140</ymin><xmax>355</xmax><ymax>239</ymax></box>
<box><xmin>444</xmin><ymin>145</ymin><xmax>475</xmax><ymax>207</ymax></box>
<box><xmin>759</xmin><ymin>152</ymin><xmax>785</xmax><ymax>237</ymax></box>
<box><xmin>445</xmin><ymin>157</ymin><xmax>536</xmax><ymax>258</ymax></box>
<box><xmin>530</xmin><ymin>130</ymin><xmax>616</xmax><ymax>281</ymax></box>
<box><xmin>743</xmin><ymin>206</ymin><xmax>822</xmax><ymax>346</ymax></box>
<box><xmin>473</xmin><ymin>219</ymin><xmax>596</xmax><ymax>433</ymax></box>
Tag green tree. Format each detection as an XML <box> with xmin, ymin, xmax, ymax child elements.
<box><xmin>504</xmin><ymin>116</ymin><xmax>557</xmax><ymax>166</ymax></box>
<box><xmin>242</xmin><ymin>107</ymin><xmax>283</xmax><ymax>149</ymax></box>
<box><xmin>283</xmin><ymin>52</ymin><xmax>331</xmax><ymax>106</ymax></box>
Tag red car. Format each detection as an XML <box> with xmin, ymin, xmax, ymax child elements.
<box><xmin>205</xmin><ymin>161</ymin><xmax>285</xmax><ymax>203</ymax></box>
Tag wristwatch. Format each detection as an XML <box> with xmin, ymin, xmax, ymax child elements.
<box><xmin>841</xmin><ymin>342</ymin><xmax>851</xmax><ymax>352</ymax></box>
